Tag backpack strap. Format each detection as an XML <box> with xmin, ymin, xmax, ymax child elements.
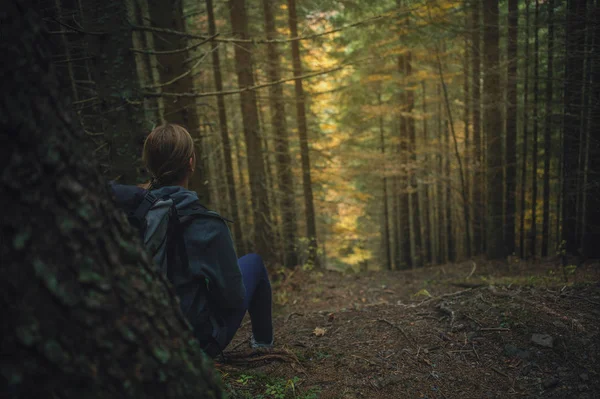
<box><xmin>178</xmin><ymin>207</ymin><xmax>233</xmax><ymax>225</ymax></box>
<box><xmin>132</xmin><ymin>191</ymin><xmax>158</xmax><ymax>224</ymax></box>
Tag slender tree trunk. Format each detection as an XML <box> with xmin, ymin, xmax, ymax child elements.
<box><xmin>286</xmin><ymin>0</ymin><xmax>318</xmax><ymax>267</ymax></box>
<box><xmin>471</xmin><ymin>0</ymin><xmax>483</xmax><ymax>255</ymax></box>
<box><xmin>483</xmin><ymin>0</ymin><xmax>503</xmax><ymax>259</ymax></box>
<box><xmin>541</xmin><ymin>0</ymin><xmax>554</xmax><ymax>257</ymax></box>
<box><xmin>562</xmin><ymin>0</ymin><xmax>588</xmax><ymax>255</ymax></box>
<box><xmin>582</xmin><ymin>0</ymin><xmax>600</xmax><ymax>257</ymax></box>
<box><xmin>444</xmin><ymin>120</ymin><xmax>455</xmax><ymax>262</ymax></box>
<box><xmin>206</xmin><ymin>0</ymin><xmax>244</xmax><ymax>253</ymax></box>
<box><xmin>405</xmin><ymin>50</ymin><xmax>421</xmax><ymax>267</ymax></box>
<box><xmin>530</xmin><ymin>0</ymin><xmax>540</xmax><ymax>258</ymax></box>
<box><xmin>147</xmin><ymin>0</ymin><xmax>208</xmax><ymax>203</ymax></box>
<box><xmin>434</xmin><ymin>45</ymin><xmax>471</xmax><ymax>260</ymax></box>
<box><xmin>392</xmin><ymin>175</ymin><xmax>402</xmax><ymax>270</ymax></box>
<box><xmin>421</xmin><ymin>81</ymin><xmax>433</xmax><ymax>264</ymax></box>
<box><xmin>520</xmin><ymin>0</ymin><xmax>530</xmax><ymax>258</ymax></box>
<box><xmin>232</xmin><ymin>111</ymin><xmax>252</xmax><ymax>252</ymax></box>
<box><xmin>505</xmin><ymin>0</ymin><xmax>518</xmax><ymax>255</ymax></box>
<box><xmin>378</xmin><ymin>93</ymin><xmax>393</xmax><ymax>270</ymax></box>
<box><xmin>229</xmin><ymin>0</ymin><xmax>273</xmax><ymax>261</ymax></box>
<box><xmin>262</xmin><ymin>0</ymin><xmax>299</xmax><ymax>267</ymax></box>
<box><xmin>1</xmin><ymin>3</ymin><xmax>224</xmax><ymax>396</ymax></box>
<box><xmin>463</xmin><ymin>30</ymin><xmax>472</xmax><ymax>259</ymax></box>
<box><xmin>437</xmin><ymin>84</ymin><xmax>448</xmax><ymax>263</ymax></box>
<box><xmin>577</xmin><ymin>1</ymin><xmax>594</xmax><ymax>250</ymax></box>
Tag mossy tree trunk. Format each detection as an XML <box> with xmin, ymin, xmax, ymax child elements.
<box><xmin>0</xmin><ymin>4</ymin><xmax>223</xmax><ymax>397</ymax></box>
<box><xmin>80</xmin><ymin>0</ymin><xmax>149</xmax><ymax>184</ymax></box>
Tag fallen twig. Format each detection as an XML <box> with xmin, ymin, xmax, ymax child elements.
<box><xmin>223</xmin><ymin>349</ymin><xmax>300</xmax><ymax>366</ymax></box>
<box><xmin>480</xmin><ymin>327</ymin><xmax>511</xmax><ymax>332</ymax></box>
<box><xmin>285</xmin><ymin>312</ymin><xmax>305</xmax><ymax>323</ymax></box>
<box><xmin>351</xmin><ymin>354</ymin><xmax>378</xmax><ymax>366</ymax></box>
<box><xmin>466</xmin><ymin>261</ymin><xmax>477</xmax><ymax>279</ymax></box>
<box><xmin>491</xmin><ymin>366</ymin><xmax>509</xmax><ymax>379</ymax></box>
<box><xmin>437</xmin><ymin>301</ymin><xmax>456</xmax><ymax>326</ymax></box>
<box><xmin>377</xmin><ymin>318</ymin><xmax>415</xmax><ymax>347</ymax></box>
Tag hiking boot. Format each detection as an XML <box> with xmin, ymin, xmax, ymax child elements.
<box><xmin>250</xmin><ymin>334</ymin><xmax>273</xmax><ymax>349</ymax></box>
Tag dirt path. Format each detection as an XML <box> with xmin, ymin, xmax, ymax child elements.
<box><xmin>220</xmin><ymin>260</ymin><xmax>600</xmax><ymax>398</ymax></box>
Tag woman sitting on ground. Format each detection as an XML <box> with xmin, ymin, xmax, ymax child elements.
<box><xmin>111</xmin><ymin>123</ymin><xmax>273</xmax><ymax>357</ymax></box>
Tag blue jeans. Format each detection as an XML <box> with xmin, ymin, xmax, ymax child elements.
<box><xmin>222</xmin><ymin>253</ymin><xmax>273</xmax><ymax>348</ymax></box>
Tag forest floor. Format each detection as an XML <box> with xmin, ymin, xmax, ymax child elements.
<box><xmin>219</xmin><ymin>258</ymin><xmax>600</xmax><ymax>399</ymax></box>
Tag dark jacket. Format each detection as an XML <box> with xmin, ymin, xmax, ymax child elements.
<box><xmin>111</xmin><ymin>183</ymin><xmax>245</xmax><ymax>349</ymax></box>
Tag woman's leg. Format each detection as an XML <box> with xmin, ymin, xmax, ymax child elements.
<box><xmin>222</xmin><ymin>253</ymin><xmax>273</xmax><ymax>347</ymax></box>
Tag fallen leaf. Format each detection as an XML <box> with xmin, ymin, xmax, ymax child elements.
<box><xmin>412</xmin><ymin>289</ymin><xmax>432</xmax><ymax>298</ymax></box>
<box><xmin>313</xmin><ymin>327</ymin><xmax>326</xmax><ymax>337</ymax></box>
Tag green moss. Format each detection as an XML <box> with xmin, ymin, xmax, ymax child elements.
<box><xmin>152</xmin><ymin>346</ymin><xmax>171</xmax><ymax>364</ymax></box>
<box><xmin>15</xmin><ymin>322</ymin><xmax>41</xmax><ymax>346</ymax></box>
<box><xmin>43</xmin><ymin>340</ymin><xmax>70</xmax><ymax>365</ymax></box>
<box><xmin>13</xmin><ymin>229</ymin><xmax>31</xmax><ymax>250</ymax></box>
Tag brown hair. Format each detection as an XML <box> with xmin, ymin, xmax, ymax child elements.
<box><xmin>142</xmin><ymin>123</ymin><xmax>196</xmax><ymax>188</ymax></box>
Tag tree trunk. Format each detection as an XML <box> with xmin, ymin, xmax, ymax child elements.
<box><xmin>520</xmin><ymin>0</ymin><xmax>530</xmax><ymax>258</ymax></box>
<box><xmin>405</xmin><ymin>50</ymin><xmax>421</xmax><ymax>267</ymax></box>
<box><xmin>422</xmin><ymin>81</ymin><xmax>433</xmax><ymax>264</ymax></box>
<box><xmin>437</xmin><ymin>84</ymin><xmax>448</xmax><ymax>264</ymax></box>
<box><xmin>206</xmin><ymin>0</ymin><xmax>244</xmax><ymax>253</ymax></box>
<box><xmin>483</xmin><ymin>0</ymin><xmax>503</xmax><ymax>259</ymax></box>
<box><xmin>541</xmin><ymin>0</ymin><xmax>554</xmax><ymax>257</ymax></box>
<box><xmin>471</xmin><ymin>0</ymin><xmax>483</xmax><ymax>255</ymax></box>
<box><xmin>505</xmin><ymin>0</ymin><xmax>518</xmax><ymax>256</ymax></box>
<box><xmin>463</xmin><ymin>30</ymin><xmax>472</xmax><ymax>260</ymax></box>
<box><xmin>562</xmin><ymin>0</ymin><xmax>588</xmax><ymax>255</ymax></box>
<box><xmin>529</xmin><ymin>0</ymin><xmax>540</xmax><ymax>258</ymax></box>
<box><xmin>229</xmin><ymin>0</ymin><xmax>273</xmax><ymax>261</ymax></box>
<box><xmin>0</xmin><ymin>3</ymin><xmax>223</xmax><ymax>396</ymax></box>
<box><xmin>287</xmin><ymin>0</ymin><xmax>319</xmax><ymax>267</ymax></box>
<box><xmin>79</xmin><ymin>0</ymin><xmax>148</xmax><ymax>184</ymax></box>
<box><xmin>262</xmin><ymin>0</ymin><xmax>299</xmax><ymax>267</ymax></box>
<box><xmin>146</xmin><ymin>0</ymin><xmax>208</xmax><ymax>204</ymax></box>
<box><xmin>582</xmin><ymin>0</ymin><xmax>600</xmax><ymax>257</ymax></box>
<box><xmin>378</xmin><ymin>93</ymin><xmax>393</xmax><ymax>271</ymax></box>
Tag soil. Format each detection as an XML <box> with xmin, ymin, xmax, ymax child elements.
<box><xmin>220</xmin><ymin>258</ymin><xmax>600</xmax><ymax>399</ymax></box>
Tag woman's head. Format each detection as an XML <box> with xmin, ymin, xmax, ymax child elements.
<box><xmin>142</xmin><ymin>123</ymin><xmax>196</xmax><ymax>188</ymax></box>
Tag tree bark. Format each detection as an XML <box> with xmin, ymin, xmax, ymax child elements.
<box><xmin>147</xmin><ymin>0</ymin><xmax>208</xmax><ymax>204</ymax></box>
<box><xmin>541</xmin><ymin>0</ymin><xmax>554</xmax><ymax>257</ymax></box>
<box><xmin>263</xmin><ymin>0</ymin><xmax>299</xmax><ymax>267</ymax></box>
<box><xmin>406</xmin><ymin>49</ymin><xmax>422</xmax><ymax>268</ymax></box>
<box><xmin>562</xmin><ymin>0</ymin><xmax>588</xmax><ymax>255</ymax></box>
<box><xmin>378</xmin><ymin>92</ymin><xmax>393</xmax><ymax>271</ymax></box>
<box><xmin>206</xmin><ymin>0</ymin><xmax>244</xmax><ymax>254</ymax></box>
<box><xmin>520</xmin><ymin>0</ymin><xmax>530</xmax><ymax>259</ymax></box>
<box><xmin>582</xmin><ymin>0</ymin><xmax>600</xmax><ymax>257</ymax></box>
<box><xmin>483</xmin><ymin>0</ymin><xmax>503</xmax><ymax>259</ymax></box>
<box><xmin>287</xmin><ymin>0</ymin><xmax>319</xmax><ymax>267</ymax></box>
<box><xmin>505</xmin><ymin>0</ymin><xmax>518</xmax><ymax>256</ymax></box>
<box><xmin>78</xmin><ymin>0</ymin><xmax>148</xmax><ymax>184</ymax></box>
<box><xmin>530</xmin><ymin>0</ymin><xmax>540</xmax><ymax>258</ymax></box>
<box><xmin>471</xmin><ymin>0</ymin><xmax>484</xmax><ymax>255</ymax></box>
<box><xmin>422</xmin><ymin>81</ymin><xmax>433</xmax><ymax>264</ymax></box>
<box><xmin>0</xmin><ymin>3</ymin><xmax>223</xmax><ymax>397</ymax></box>
<box><xmin>229</xmin><ymin>0</ymin><xmax>274</xmax><ymax>261</ymax></box>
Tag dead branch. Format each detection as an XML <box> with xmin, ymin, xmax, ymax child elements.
<box><xmin>466</xmin><ymin>261</ymin><xmax>477</xmax><ymax>279</ymax></box>
<box><xmin>285</xmin><ymin>312</ymin><xmax>305</xmax><ymax>323</ymax></box>
<box><xmin>377</xmin><ymin>319</ymin><xmax>415</xmax><ymax>347</ymax></box>
<box><xmin>130</xmin><ymin>10</ymin><xmax>404</xmax><ymax>44</ymax></box>
<box><xmin>143</xmin><ymin>64</ymin><xmax>349</xmax><ymax>98</ymax></box>
<box><xmin>130</xmin><ymin>33</ymin><xmax>219</xmax><ymax>55</ymax></box>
